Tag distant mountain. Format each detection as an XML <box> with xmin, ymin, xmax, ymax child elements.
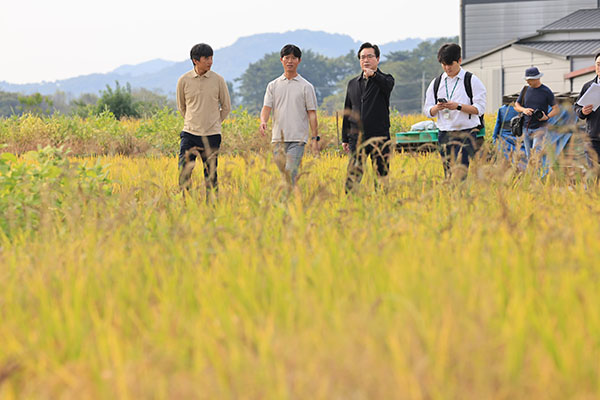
<box><xmin>0</xmin><ymin>30</ymin><xmax>424</xmax><ymax>98</ymax></box>
<box><xmin>112</xmin><ymin>59</ymin><xmax>176</xmax><ymax>77</ymax></box>
<box><xmin>380</xmin><ymin>38</ymin><xmax>423</xmax><ymax>57</ymax></box>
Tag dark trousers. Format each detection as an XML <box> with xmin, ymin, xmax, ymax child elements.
<box><xmin>588</xmin><ymin>138</ymin><xmax>600</xmax><ymax>166</ymax></box>
<box><xmin>345</xmin><ymin>135</ymin><xmax>391</xmax><ymax>193</ymax></box>
<box><xmin>438</xmin><ymin>129</ymin><xmax>478</xmax><ymax>178</ymax></box>
<box><xmin>178</xmin><ymin>132</ymin><xmax>221</xmax><ymax>192</ymax></box>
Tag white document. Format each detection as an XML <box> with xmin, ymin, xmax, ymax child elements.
<box><xmin>576</xmin><ymin>82</ymin><xmax>600</xmax><ymax>111</ymax></box>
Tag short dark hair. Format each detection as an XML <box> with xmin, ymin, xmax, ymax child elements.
<box><xmin>358</xmin><ymin>42</ymin><xmax>380</xmax><ymax>59</ymax></box>
<box><xmin>280</xmin><ymin>44</ymin><xmax>302</xmax><ymax>58</ymax></box>
<box><xmin>437</xmin><ymin>43</ymin><xmax>462</xmax><ymax>65</ymax></box>
<box><xmin>190</xmin><ymin>43</ymin><xmax>213</xmax><ymax>63</ymax></box>
<box><xmin>595</xmin><ymin>52</ymin><xmax>600</xmax><ymax>62</ymax></box>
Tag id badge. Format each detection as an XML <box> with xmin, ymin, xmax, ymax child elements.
<box><xmin>442</xmin><ymin>109</ymin><xmax>451</xmax><ymax>120</ymax></box>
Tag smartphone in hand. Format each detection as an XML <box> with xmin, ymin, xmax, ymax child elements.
<box><xmin>438</xmin><ymin>98</ymin><xmax>448</xmax><ymax>103</ymax></box>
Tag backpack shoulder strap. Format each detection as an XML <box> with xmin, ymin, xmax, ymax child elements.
<box><xmin>463</xmin><ymin>71</ymin><xmax>474</xmax><ymax>120</ymax></box>
<box><xmin>464</xmin><ymin>71</ymin><xmax>473</xmax><ymax>103</ymax></box>
<box><xmin>433</xmin><ymin>74</ymin><xmax>443</xmax><ymax>103</ymax></box>
<box><xmin>519</xmin><ymin>85</ymin><xmax>528</xmax><ymax>105</ymax></box>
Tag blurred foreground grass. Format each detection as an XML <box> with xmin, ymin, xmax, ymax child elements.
<box><xmin>1</xmin><ymin>148</ymin><xmax>599</xmax><ymax>399</ymax></box>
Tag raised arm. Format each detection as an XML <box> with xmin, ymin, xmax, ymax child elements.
<box><xmin>371</xmin><ymin>70</ymin><xmax>395</xmax><ymax>96</ymax></box>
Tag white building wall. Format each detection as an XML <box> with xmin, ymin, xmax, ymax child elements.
<box><xmin>573</xmin><ymin>56</ymin><xmax>596</xmax><ymax>71</ymax></box>
<box><xmin>463</xmin><ymin>0</ymin><xmax>597</xmax><ymax>59</ymax></box>
<box><xmin>572</xmin><ymin>73</ymin><xmax>597</xmax><ymax>94</ymax></box>
<box><xmin>464</xmin><ymin>46</ymin><xmax>571</xmax><ymax>110</ymax></box>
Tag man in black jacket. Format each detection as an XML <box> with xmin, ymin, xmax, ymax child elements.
<box><xmin>574</xmin><ymin>52</ymin><xmax>600</xmax><ymax>165</ymax></box>
<box><xmin>342</xmin><ymin>42</ymin><xmax>395</xmax><ymax>192</ymax></box>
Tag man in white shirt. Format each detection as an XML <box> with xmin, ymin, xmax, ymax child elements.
<box><xmin>423</xmin><ymin>43</ymin><xmax>487</xmax><ymax>179</ymax></box>
<box><xmin>260</xmin><ymin>44</ymin><xmax>320</xmax><ymax>186</ymax></box>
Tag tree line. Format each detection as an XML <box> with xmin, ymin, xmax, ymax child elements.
<box><xmin>0</xmin><ymin>83</ymin><xmax>176</xmax><ymax>119</ymax></box>
<box><xmin>0</xmin><ymin>36</ymin><xmax>457</xmax><ymax>118</ymax></box>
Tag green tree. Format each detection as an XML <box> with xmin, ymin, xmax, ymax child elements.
<box><xmin>0</xmin><ymin>91</ymin><xmax>21</xmax><ymax>117</ymax></box>
<box><xmin>226</xmin><ymin>81</ymin><xmax>238</xmax><ymax>108</ymax></box>
<box><xmin>320</xmin><ymin>50</ymin><xmax>362</xmax><ymax>114</ymax></box>
<box><xmin>17</xmin><ymin>93</ymin><xmax>53</xmax><ymax>115</ymax></box>
<box><xmin>383</xmin><ymin>36</ymin><xmax>459</xmax><ymax>113</ymax></box>
<box><xmin>236</xmin><ymin>52</ymin><xmax>282</xmax><ymax>114</ymax></box>
<box><xmin>71</xmin><ymin>93</ymin><xmax>100</xmax><ymax>117</ymax></box>
<box><xmin>96</xmin><ymin>81</ymin><xmax>139</xmax><ymax>119</ymax></box>
<box><xmin>132</xmin><ymin>88</ymin><xmax>174</xmax><ymax>117</ymax></box>
<box><xmin>236</xmin><ymin>49</ymin><xmax>361</xmax><ymax>114</ymax></box>
<box><xmin>297</xmin><ymin>49</ymin><xmax>337</xmax><ymax>101</ymax></box>
<box><xmin>50</xmin><ymin>91</ymin><xmax>70</xmax><ymax>115</ymax></box>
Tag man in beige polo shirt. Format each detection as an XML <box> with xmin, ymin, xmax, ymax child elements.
<box><xmin>176</xmin><ymin>43</ymin><xmax>231</xmax><ymax>198</ymax></box>
<box><xmin>259</xmin><ymin>44</ymin><xmax>319</xmax><ymax>186</ymax></box>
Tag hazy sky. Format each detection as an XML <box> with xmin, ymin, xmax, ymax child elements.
<box><xmin>1</xmin><ymin>0</ymin><xmax>460</xmax><ymax>84</ymax></box>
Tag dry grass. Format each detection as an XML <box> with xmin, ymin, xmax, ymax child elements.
<box><xmin>0</xmin><ymin>140</ymin><xmax>599</xmax><ymax>399</ymax></box>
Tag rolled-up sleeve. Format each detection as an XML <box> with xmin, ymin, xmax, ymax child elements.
<box><xmin>263</xmin><ymin>82</ymin><xmax>274</xmax><ymax>108</ymax></box>
<box><xmin>471</xmin><ymin>75</ymin><xmax>487</xmax><ymax>116</ymax></box>
<box><xmin>423</xmin><ymin>79</ymin><xmax>436</xmax><ymax>118</ymax></box>
<box><xmin>305</xmin><ymin>84</ymin><xmax>317</xmax><ymax>111</ymax></box>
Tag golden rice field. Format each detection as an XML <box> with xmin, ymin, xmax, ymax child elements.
<box><xmin>1</xmin><ymin>112</ymin><xmax>600</xmax><ymax>399</ymax></box>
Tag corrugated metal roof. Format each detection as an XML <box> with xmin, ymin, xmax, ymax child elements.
<box><xmin>540</xmin><ymin>8</ymin><xmax>600</xmax><ymax>31</ymax></box>
<box><xmin>516</xmin><ymin>40</ymin><xmax>600</xmax><ymax>57</ymax></box>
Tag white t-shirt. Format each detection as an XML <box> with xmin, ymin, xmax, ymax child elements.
<box><xmin>263</xmin><ymin>74</ymin><xmax>318</xmax><ymax>143</ymax></box>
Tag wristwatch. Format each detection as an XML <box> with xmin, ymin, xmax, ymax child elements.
<box><xmin>456</xmin><ymin>104</ymin><xmax>462</xmax><ymax>111</ymax></box>
<box><xmin>311</xmin><ymin>135</ymin><xmax>321</xmax><ymax>141</ymax></box>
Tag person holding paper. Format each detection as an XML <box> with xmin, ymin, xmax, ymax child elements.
<box><xmin>574</xmin><ymin>52</ymin><xmax>600</xmax><ymax>165</ymax></box>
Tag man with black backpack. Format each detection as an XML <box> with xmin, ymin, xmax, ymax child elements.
<box><xmin>423</xmin><ymin>43</ymin><xmax>486</xmax><ymax>179</ymax></box>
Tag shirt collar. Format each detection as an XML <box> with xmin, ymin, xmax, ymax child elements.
<box><xmin>443</xmin><ymin>67</ymin><xmax>465</xmax><ymax>81</ymax></box>
<box><xmin>359</xmin><ymin>69</ymin><xmax>379</xmax><ymax>81</ymax></box>
<box><xmin>193</xmin><ymin>69</ymin><xmax>212</xmax><ymax>78</ymax></box>
<box><xmin>280</xmin><ymin>73</ymin><xmax>301</xmax><ymax>81</ymax></box>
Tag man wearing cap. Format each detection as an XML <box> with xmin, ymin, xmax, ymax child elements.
<box><xmin>514</xmin><ymin>66</ymin><xmax>559</xmax><ymax>162</ymax></box>
<box><xmin>574</xmin><ymin>52</ymin><xmax>600</xmax><ymax>166</ymax></box>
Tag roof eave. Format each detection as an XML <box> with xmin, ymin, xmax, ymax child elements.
<box><xmin>564</xmin><ymin>65</ymin><xmax>596</xmax><ymax>79</ymax></box>
<box><xmin>511</xmin><ymin>44</ymin><xmax>569</xmax><ymax>60</ymax></box>
<box><xmin>538</xmin><ymin>28</ymin><xmax>600</xmax><ymax>34</ymax></box>
<box><xmin>463</xmin><ymin>34</ymin><xmax>539</xmax><ymax>65</ymax></box>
